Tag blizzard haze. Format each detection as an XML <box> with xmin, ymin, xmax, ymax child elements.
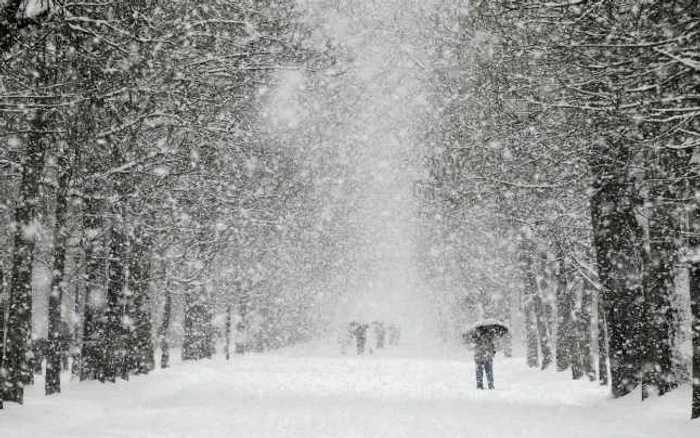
<box><xmin>1</xmin><ymin>0</ymin><xmax>700</xmax><ymax>435</ymax></box>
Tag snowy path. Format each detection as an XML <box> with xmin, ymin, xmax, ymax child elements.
<box><xmin>2</xmin><ymin>341</ymin><xmax>698</xmax><ymax>438</ymax></box>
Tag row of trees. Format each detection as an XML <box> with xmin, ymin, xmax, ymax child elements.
<box><xmin>416</xmin><ymin>0</ymin><xmax>699</xmax><ymax>418</ymax></box>
<box><xmin>1</xmin><ymin>0</ymin><xmax>337</xmax><ymax>408</ymax></box>
<box><xmin>2</xmin><ymin>0</ymin><xmax>698</xmax><ymax>421</ymax></box>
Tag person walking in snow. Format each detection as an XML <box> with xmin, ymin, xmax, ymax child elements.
<box><xmin>387</xmin><ymin>324</ymin><xmax>401</xmax><ymax>346</ymax></box>
<box><xmin>372</xmin><ymin>321</ymin><xmax>386</xmax><ymax>350</ymax></box>
<box><xmin>234</xmin><ymin>322</ymin><xmax>249</xmax><ymax>355</ymax></box>
<box><xmin>354</xmin><ymin>322</ymin><xmax>368</xmax><ymax>355</ymax></box>
<box><xmin>472</xmin><ymin>331</ymin><xmax>496</xmax><ymax>390</ymax></box>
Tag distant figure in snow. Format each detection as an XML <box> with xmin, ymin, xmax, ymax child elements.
<box><xmin>372</xmin><ymin>321</ymin><xmax>385</xmax><ymax>350</ymax></box>
<box><xmin>234</xmin><ymin>322</ymin><xmax>248</xmax><ymax>355</ymax></box>
<box><xmin>354</xmin><ymin>322</ymin><xmax>368</xmax><ymax>355</ymax></box>
<box><xmin>387</xmin><ymin>324</ymin><xmax>401</xmax><ymax>346</ymax></box>
<box><xmin>472</xmin><ymin>331</ymin><xmax>496</xmax><ymax>390</ymax></box>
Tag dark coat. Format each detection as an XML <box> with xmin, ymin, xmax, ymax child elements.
<box><xmin>473</xmin><ymin>333</ymin><xmax>496</xmax><ymax>359</ymax></box>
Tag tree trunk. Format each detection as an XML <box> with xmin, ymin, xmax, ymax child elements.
<box><xmin>225</xmin><ymin>304</ymin><xmax>232</xmax><ymax>361</ymax></box>
<box><xmin>639</xmin><ymin>147</ymin><xmax>686</xmax><ymax>400</ymax></box>
<box><xmin>570</xmin><ymin>333</ymin><xmax>583</xmax><ymax>380</ymax></box>
<box><xmin>689</xmin><ymin>254</ymin><xmax>700</xmax><ymax>419</ymax></box>
<box><xmin>182</xmin><ymin>289</ymin><xmax>214</xmax><ymax>361</ymax></box>
<box><xmin>182</xmin><ymin>293</ymin><xmax>195</xmax><ymax>360</ymax></box>
<box><xmin>103</xmin><ymin>227</ymin><xmax>126</xmax><ymax>383</ymax></box>
<box><xmin>71</xmin><ymin>282</ymin><xmax>82</xmax><ymax>380</ymax></box>
<box><xmin>80</xmin><ymin>191</ymin><xmax>104</xmax><ymax>381</ymax></box>
<box><xmin>524</xmin><ymin>303</ymin><xmax>539</xmax><ymax>367</ymax></box>
<box><xmin>589</xmin><ymin>138</ymin><xmax>643</xmax><ymax>397</ymax></box>
<box><xmin>0</xmin><ymin>263</ymin><xmax>5</xmax><ymax>409</ymax></box>
<box><xmin>128</xmin><ymin>236</ymin><xmax>154</xmax><ymax>375</ymax></box>
<box><xmin>519</xmin><ymin>236</ymin><xmax>540</xmax><ymax>368</ymax></box>
<box><xmin>519</xmin><ymin>236</ymin><xmax>539</xmax><ymax>368</ymax></box>
<box><xmin>688</xmin><ymin>193</ymin><xmax>700</xmax><ymax>419</ymax></box>
<box><xmin>592</xmin><ymin>194</ymin><xmax>642</xmax><ymax>397</ymax></box>
<box><xmin>579</xmin><ymin>287</ymin><xmax>595</xmax><ymax>381</ymax></box>
<box><xmin>555</xmin><ymin>251</ymin><xmax>575</xmax><ymax>372</ymax></box>
<box><xmin>641</xmin><ymin>205</ymin><xmax>679</xmax><ymax>399</ymax></box>
<box><xmin>46</xmin><ymin>144</ymin><xmax>73</xmax><ymax>395</ymax></box>
<box><xmin>4</xmin><ymin>119</ymin><xmax>48</xmax><ymax>404</ymax></box>
<box><xmin>532</xmin><ymin>292</ymin><xmax>553</xmax><ymax>370</ymax></box>
<box><xmin>159</xmin><ymin>285</ymin><xmax>173</xmax><ymax>369</ymax></box>
<box><xmin>597</xmin><ymin>294</ymin><xmax>609</xmax><ymax>385</ymax></box>
<box><xmin>533</xmin><ymin>251</ymin><xmax>554</xmax><ymax>370</ymax></box>
<box><xmin>570</xmin><ymin>294</ymin><xmax>583</xmax><ymax>380</ymax></box>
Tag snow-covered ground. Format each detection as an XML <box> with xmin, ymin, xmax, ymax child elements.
<box><xmin>1</xmin><ymin>340</ymin><xmax>698</xmax><ymax>438</ymax></box>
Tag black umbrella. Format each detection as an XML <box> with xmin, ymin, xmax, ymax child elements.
<box><xmin>462</xmin><ymin>319</ymin><xmax>509</xmax><ymax>343</ymax></box>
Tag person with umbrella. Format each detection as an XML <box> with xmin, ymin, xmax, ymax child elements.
<box><xmin>464</xmin><ymin>319</ymin><xmax>508</xmax><ymax>390</ymax></box>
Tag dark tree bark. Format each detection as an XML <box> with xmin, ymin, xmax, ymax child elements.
<box><xmin>597</xmin><ymin>294</ymin><xmax>609</xmax><ymax>385</ymax></box>
<box><xmin>78</xmin><ymin>116</ymin><xmax>109</xmax><ymax>381</ymax></box>
<box><xmin>640</xmin><ymin>202</ymin><xmax>679</xmax><ymax>400</ymax></box>
<box><xmin>532</xmin><ymin>291</ymin><xmax>553</xmax><ymax>370</ymax></box>
<box><xmin>639</xmin><ymin>147</ymin><xmax>687</xmax><ymax>400</ymax></box>
<box><xmin>225</xmin><ymin>304</ymin><xmax>232</xmax><ymax>361</ymax></box>
<box><xmin>589</xmin><ymin>137</ymin><xmax>643</xmax><ymax>397</ymax></box>
<box><xmin>570</xmin><ymin>334</ymin><xmax>583</xmax><ymax>380</ymax></box>
<box><xmin>80</xmin><ymin>191</ymin><xmax>104</xmax><ymax>381</ymax></box>
<box><xmin>524</xmin><ymin>251</ymin><xmax>554</xmax><ymax>372</ymax></box>
<box><xmin>689</xmin><ymin>251</ymin><xmax>700</xmax><ymax>419</ymax></box>
<box><xmin>103</xmin><ymin>226</ymin><xmax>126</xmax><ymax>383</ymax></box>
<box><xmin>128</xmin><ymin>236</ymin><xmax>154</xmax><ymax>375</ymax></box>
<box><xmin>4</xmin><ymin>118</ymin><xmax>48</xmax><ymax>404</ymax></box>
<box><xmin>688</xmin><ymin>192</ymin><xmax>700</xmax><ymax>419</ymax></box>
<box><xmin>524</xmin><ymin>303</ymin><xmax>539</xmax><ymax>368</ymax></box>
<box><xmin>555</xmin><ymin>250</ymin><xmax>575</xmax><ymax>373</ymax></box>
<box><xmin>570</xmin><ymin>298</ymin><xmax>583</xmax><ymax>380</ymax></box>
<box><xmin>71</xmin><ymin>282</ymin><xmax>82</xmax><ymax>379</ymax></box>
<box><xmin>182</xmin><ymin>288</ymin><xmax>214</xmax><ymax>361</ymax></box>
<box><xmin>519</xmin><ymin>237</ymin><xmax>540</xmax><ymax>368</ymax></box>
<box><xmin>579</xmin><ymin>287</ymin><xmax>595</xmax><ymax>381</ymax></box>
<box><xmin>0</xmin><ymin>263</ymin><xmax>5</xmax><ymax>409</ymax></box>
<box><xmin>532</xmin><ymin>250</ymin><xmax>554</xmax><ymax>370</ymax></box>
<box><xmin>159</xmin><ymin>285</ymin><xmax>173</xmax><ymax>369</ymax></box>
<box><xmin>182</xmin><ymin>293</ymin><xmax>195</xmax><ymax>360</ymax></box>
<box><xmin>46</xmin><ymin>144</ymin><xmax>74</xmax><ymax>395</ymax></box>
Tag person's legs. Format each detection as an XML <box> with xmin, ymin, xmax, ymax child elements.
<box><xmin>475</xmin><ymin>359</ymin><xmax>484</xmax><ymax>389</ymax></box>
<box><xmin>485</xmin><ymin>357</ymin><xmax>494</xmax><ymax>389</ymax></box>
